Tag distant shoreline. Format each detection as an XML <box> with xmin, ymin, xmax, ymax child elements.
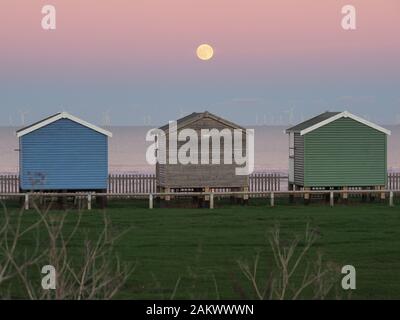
<box><xmin>1</xmin><ymin>126</ymin><xmax>399</xmax><ymax>175</ymax></box>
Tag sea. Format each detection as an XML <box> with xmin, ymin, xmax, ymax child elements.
<box><xmin>1</xmin><ymin>126</ymin><xmax>399</xmax><ymax>174</ymax></box>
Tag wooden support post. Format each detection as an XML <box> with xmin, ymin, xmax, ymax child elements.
<box><xmin>204</xmin><ymin>187</ymin><xmax>210</xmax><ymax>201</ymax></box>
<box><xmin>380</xmin><ymin>186</ymin><xmax>386</xmax><ymax>200</ymax></box>
<box><xmin>24</xmin><ymin>194</ymin><xmax>29</xmax><ymax>210</ymax></box>
<box><xmin>87</xmin><ymin>193</ymin><xmax>92</xmax><ymax>211</ymax></box>
<box><xmin>288</xmin><ymin>183</ymin><xmax>294</xmax><ymax>203</ymax></box>
<box><xmin>343</xmin><ymin>186</ymin><xmax>348</xmax><ymax>200</ymax></box>
<box><xmin>243</xmin><ymin>187</ymin><xmax>249</xmax><ymax>200</ymax></box>
<box><xmin>96</xmin><ymin>189</ymin><xmax>107</xmax><ymax>209</ymax></box>
<box><xmin>330</xmin><ymin>191</ymin><xmax>334</xmax><ymax>207</ymax></box>
<box><xmin>304</xmin><ymin>188</ymin><xmax>310</xmax><ymax>200</ymax></box>
<box><xmin>389</xmin><ymin>191</ymin><xmax>394</xmax><ymax>207</ymax></box>
<box><xmin>270</xmin><ymin>192</ymin><xmax>275</xmax><ymax>207</ymax></box>
<box><xmin>149</xmin><ymin>194</ymin><xmax>154</xmax><ymax>209</ymax></box>
<box><xmin>209</xmin><ymin>193</ymin><xmax>214</xmax><ymax>209</ymax></box>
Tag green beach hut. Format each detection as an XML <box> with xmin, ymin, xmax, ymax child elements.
<box><xmin>286</xmin><ymin>111</ymin><xmax>391</xmax><ymax>192</ymax></box>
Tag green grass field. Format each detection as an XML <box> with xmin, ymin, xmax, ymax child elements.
<box><xmin>2</xmin><ymin>200</ymin><xmax>400</xmax><ymax>299</ymax></box>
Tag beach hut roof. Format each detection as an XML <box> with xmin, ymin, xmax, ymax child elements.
<box><xmin>286</xmin><ymin>111</ymin><xmax>391</xmax><ymax>136</ymax></box>
<box><xmin>159</xmin><ymin>111</ymin><xmax>246</xmax><ymax>132</ymax></box>
<box><xmin>16</xmin><ymin>112</ymin><xmax>113</xmax><ymax>138</ymax></box>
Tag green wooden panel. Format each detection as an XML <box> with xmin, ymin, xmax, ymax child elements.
<box><xmin>294</xmin><ymin>133</ymin><xmax>304</xmax><ymax>185</ymax></box>
<box><xmin>304</xmin><ymin>117</ymin><xmax>387</xmax><ymax>187</ymax></box>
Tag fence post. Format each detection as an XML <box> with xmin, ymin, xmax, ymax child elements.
<box><xmin>389</xmin><ymin>191</ymin><xmax>394</xmax><ymax>207</ymax></box>
<box><xmin>87</xmin><ymin>193</ymin><xmax>92</xmax><ymax>211</ymax></box>
<box><xmin>330</xmin><ymin>191</ymin><xmax>334</xmax><ymax>207</ymax></box>
<box><xmin>24</xmin><ymin>193</ymin><xmax>29</xmax><ymax>210</ymax></box>
<box><xmin>270</xmin><ymin>192</ymin><xmax>275</xmax><ymax>207</ymax></box>
<box><xmin>210</xmin><ymin>193</ymin><xmax>214</xmax><ymax>209</ymax></box>
<box><xmin>149</xmin><ymin>194</ymin><xmax>154</xmax><ymax>209</ymax></box>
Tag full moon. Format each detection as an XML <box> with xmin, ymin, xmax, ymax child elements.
<box><xmin>196</xmin><ymin>44</ymin><xmax>214</xmax><ymax>61</ymax></box>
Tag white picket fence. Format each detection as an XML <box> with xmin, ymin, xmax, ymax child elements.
<box><xmin>1</xmin><ymin>172</ymin><xmax>399</xmax><ymax>195</ymax></box>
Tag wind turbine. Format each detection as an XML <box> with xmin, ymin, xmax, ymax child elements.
<box><xmin>284</xmin><ymin>107</ymin><xmax>295</xmax><ymax>125</ymax></box>
<box><xmin>270</xmin><ymin>114</ymin><xmax>276</xmax><ymax>126</ymax></box>
<box><xmin>396</xmin><ymin>114</ymin><xmax>400</xmax><ymax>125</ymax></box>
<box><xmin>18</xmin><ymin>109</ymin><xmax>29</xmax><ymax>126</ymax></box>
<box><xmin>102</xmin><ymin>110</ymin><xmax>111</xmax><ymax>127</ymax></box>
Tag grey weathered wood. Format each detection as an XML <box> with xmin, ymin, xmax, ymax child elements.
<box><xmin>149</xmin><ymin>194</ymin><xmax>154</xmax><ymax>209</ymax></box>
<box><xmin>24</xmin><ymin>194</ymin><xmax>29</xmax><ymax>210</ymax></box>
<box><xmin>388</xmin><ymin>173</ymin><xmax>400</xmax><ymax>190</ymax></box>
<box><xmin>107</xmin><ymin>173</ymin><xmax>287</xmax><ymax>194</ymax></box>
<box><xmin>87</xmin><ymin>193</ymin><xmax>92</xmax><ymax>210</ymax></box>
<box><xmin>0</xmin><ymin>173</ymin><xmax>398</xmax><ymax>200</ymax></box>
<box><xmin>157</xmin><ymin>114</ymin><xmax>249</xmax><ymax>189</ymax></box>
<box><xmin>390</xmin><ymin>191</ymin><xmax>394</xmax><ymax>207</ymax></box>
<box><xmin>0</xmin><ymin>189</ymin><xmax>399</xmax><ymax>211</ymax></box>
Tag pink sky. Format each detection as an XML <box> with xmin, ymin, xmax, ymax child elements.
<box><xmin>0</xmin><ymin>0</ymin><xmax>399</xmax><ymax>126</ymax></box>
<box><xmin>1</xmin><ymin>0</ymin><xmax>399</xmax><ymax>76</ymax></box>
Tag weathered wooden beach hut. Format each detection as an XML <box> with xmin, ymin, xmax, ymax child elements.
<box><xmin>17</xmin><ymin>112</ymin><xmax>112</xmax><ymax>193</ymax></box>
<box><xmin>156</xmin><ymin>111</ymin><xmax>249</xmax><ymax>199</ymax></box>
<box><xmin>286</xmin><ymin>111</ymin><xmax>391</xmax><ymax>195</ymax></box>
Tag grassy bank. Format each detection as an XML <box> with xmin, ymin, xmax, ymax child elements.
<box><xmin>2</xmin><ymin>201</ymin><xmax>400</xmax><ymax>299</ymax></box>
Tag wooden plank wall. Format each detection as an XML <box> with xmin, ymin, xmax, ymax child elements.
<box><xmin>249</xmin><ymin>173</ymin><xmax>282</xmax><ymax>192</ymax></box>
<box><xmin>1</xmin><ymin>173</ymin><xmax>399</xmax><ymax>195</ymax></box>
<box><xmin>108</xmin><ymin>173</ymin><xmax>287</xmax><ymax>194</ymax></box>
<box><xmin>109</xmin><ymin>173</ymin><xmax>288</xmax><ymax>193</ymax></box>
<box><xmin>388</xmin><ymin>172</ymin><xmax>400</xmax><ymax>190</ymax></box>
<box><xmin>108</xmin><ymin>174</ymin><xmax>157</xmax><ymax>194</ymax></box>
<box><xmin>0</xmin><ymin>175</ymin><xmax>19</xmax><ymax>193</ymax></box>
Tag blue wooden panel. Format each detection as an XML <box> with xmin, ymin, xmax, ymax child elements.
<box><xmin>20</xmin><ymin>119</ymin><xmax>108</xmax><ymax>191</ymax></box>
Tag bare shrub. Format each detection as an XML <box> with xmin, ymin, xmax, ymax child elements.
<box><xmin>0</xmin><ymin>201</ymin><xmax>134</xmax><ymax>300</ymax></box>
<box><xmin>0</xmin><ymin>204</ymin><xmax>45</xmax><ymax>298</ymax></box>
<box><xmin>237</xmin><ymin>223</ymin><xmax>342</xmax><ymax>300</ymax></box>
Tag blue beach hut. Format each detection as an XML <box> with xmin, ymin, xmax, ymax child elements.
<box><xmin>17</xmin><ymin>112</ymin><xmax>112</xmax><ymax>192</ymax></box>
